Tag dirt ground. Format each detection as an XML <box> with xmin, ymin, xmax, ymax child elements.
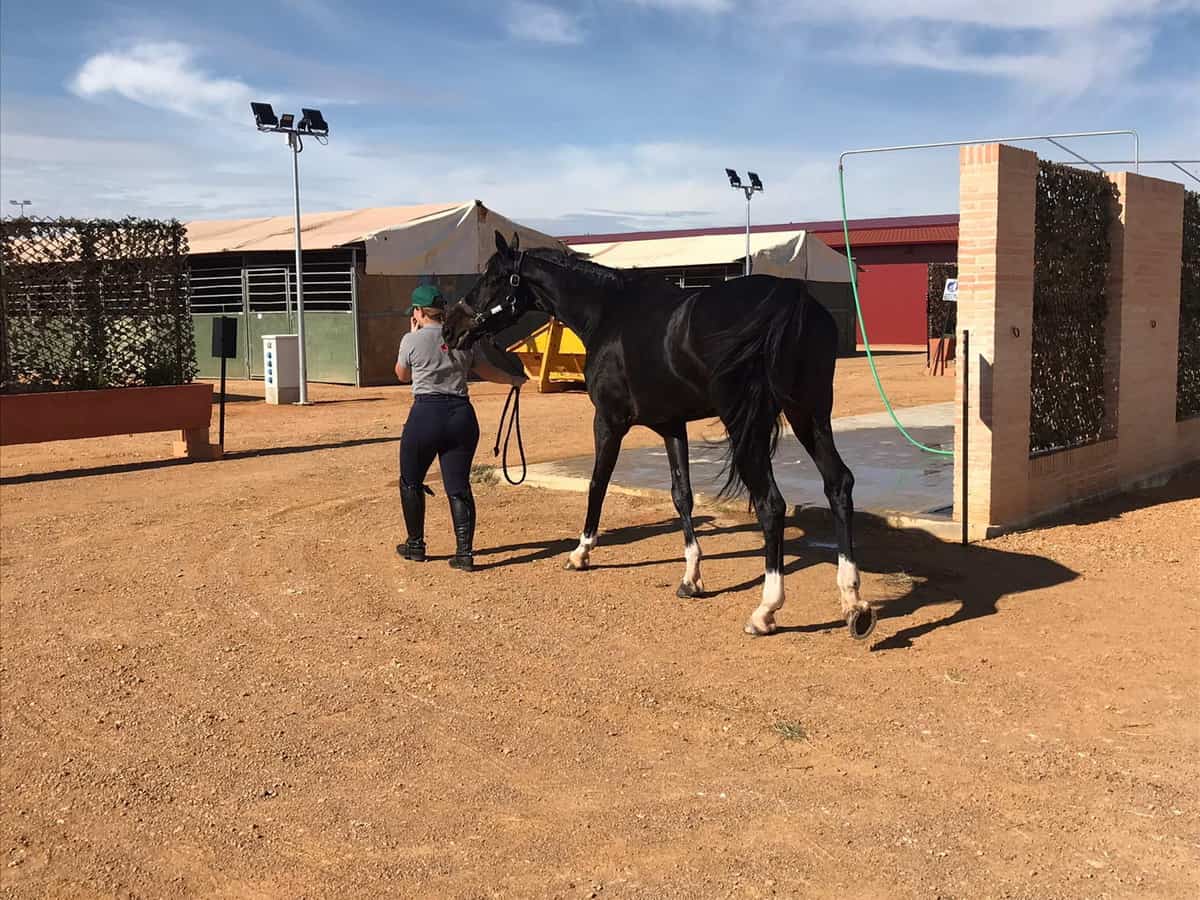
<box><xmin>2</xmin><ymin>352</ymin><xmax>1198</xmax><ymax>899</ymax></box>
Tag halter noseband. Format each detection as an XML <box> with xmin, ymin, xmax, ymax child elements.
<box><xmin>472</xmin><ymin>250</ymin><xmax>527</xmax><ymax>331</ymax></box>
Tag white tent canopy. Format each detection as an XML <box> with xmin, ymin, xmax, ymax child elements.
<box><xmin>186</xmin><ymin>200</ymin><xmax>567</xmax><ymax>276</ymax></box>
<box><xmin>570</xmin><ymin>230</ymin><xmax>852</xmax><ymax>283</ymax></box>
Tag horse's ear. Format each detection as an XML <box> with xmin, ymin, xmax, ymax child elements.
<box><xmin>495</xmin><ymin>230</ymin><xmax>509</xmax><ymax>256</ymax></box>
<box><xmin>510</xmin><ymin>232</ymin><xmax>520</xmax><ymax>252</ymax></box>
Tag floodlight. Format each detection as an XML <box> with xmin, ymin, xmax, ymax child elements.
<box><xmin>251</xmin><ymin>102</ymin><xmax>279</xmax><ymax>129</ymax></box>
<box><xmin>725</xmin><ymin>168</ymin><xmax>742</xmax><ymax>188</ymax></box>
<box><xmin>748</xmin><ymin>171</ymin><xmax>763</xmax><ymax>191</ymax></box>
<box><xmin>298</xmin><ymin>108</ymin><xmax>329</xmax><ymax>135</ymax></box>
<box><xmin>279</xmin><ymin>113</ymin><xmax>295</xmax><ymax>128</ymax></box>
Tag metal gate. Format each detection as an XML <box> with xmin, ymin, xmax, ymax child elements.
<box><xmin>190</xmin><ymin>251</ymin><xmax>359</xmax><ymax>384</ymax></box>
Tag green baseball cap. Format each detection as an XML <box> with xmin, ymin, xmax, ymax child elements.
<box><xmin>406</xmin><ymin>284</ymin><xmax>444</xmax><ymax>315</ymax></box>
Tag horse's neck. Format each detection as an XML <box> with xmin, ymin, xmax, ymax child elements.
<box><xmin>536</xmin><ymin>266</ymin><xmax>615</xmax><ymax>345</ymax></box>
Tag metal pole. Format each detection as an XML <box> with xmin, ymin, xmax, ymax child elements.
<box><xmin>289</xmin><ymin>132</ymin><xmax>309</xmax><ymax>405</ymax></box>
<box><xmin>744</xmin><ymin>189</ymin><xmax>752</xmax><ymax>277</ymax></box>
<box><xmin>219</xmin><ymin>350</ymin><xmax>228</xmax><ymax>449</ymax></box>
<box><xmin>838</xmin><ymin>129</ymin><xmax>1139</xmax><ymax>170</ymax></box>
<box><xmin>961</xmin><ymin>328</ymin><xmax>969</xmax><ymax>546</ymax></box>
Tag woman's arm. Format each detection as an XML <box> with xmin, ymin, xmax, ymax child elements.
<box><xmin>472</xmin><ymin>356</ymin><xmax>527</xmax><ymax>387</ymax></box>
<box><xmin>395</xmin><ymin>362</ymin><xmax>412</xmax><ymax>383</ymax></box>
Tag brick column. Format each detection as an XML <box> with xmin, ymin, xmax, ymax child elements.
<box><xmin>1107</xmin><ymin>172</ymin><xmax>1186</xmax><ymax>479</ymax></box>
<box><xmin>954</xmin><ymin>144</ymin><xmax>1038</xmax><ymax>533</ymax></box>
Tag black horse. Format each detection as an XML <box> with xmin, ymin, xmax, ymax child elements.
<box><xmin>443</xmin><ymin>232</ymin><xmax>875</xmax><ymax>640</ymax></box>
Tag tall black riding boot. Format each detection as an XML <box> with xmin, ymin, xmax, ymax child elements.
<box><xmin>398</xmin><ymin>483</ymin><xmax>427</xmax><ymax>562</ymax></box>
<box><xmin>447</xmin><ymin>491</ymin><xmax>476</xmax><ymax>572</ymax></box>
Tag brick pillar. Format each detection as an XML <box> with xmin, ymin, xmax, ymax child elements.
<box><xmin>1107</xmin><ymin>172</ymin><xmax>1186</xmax><ymax>479</ymax></box>
<box><xmin>954</xmin><ymin>144</ymin><xmax>1038</xmax><ymax>533</ymax></box>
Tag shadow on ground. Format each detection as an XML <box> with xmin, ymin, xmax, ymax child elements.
<box><xmin>473</xmin><ymin>472</ymin><xmax>1200</xmax><ymax>649</ymax></box>
<box><xmin>477</xmin><ymin>511</ymin><xmax>1077</xmax><ymax>650</ymax></box>
<box><xmin>0</xmin><ymin>435</ymin><xmax>400</xmax><ymax>485</ymax></box>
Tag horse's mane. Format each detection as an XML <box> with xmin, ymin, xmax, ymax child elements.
<box><xmin>528</xmin><ymin>247</ymin><xmax>628</xmax><ymax>289</ymax></box>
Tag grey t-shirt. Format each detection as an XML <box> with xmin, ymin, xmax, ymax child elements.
<box><xmin>397</xmin><ymin>325</ymin><xmax>478</xmax><ymax>396</ymax></box>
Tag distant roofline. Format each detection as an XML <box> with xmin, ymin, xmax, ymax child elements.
<box><xmin>560</xmin><ymin>213</ymin><xmax>959</xmax><ymax>245</ymax></box>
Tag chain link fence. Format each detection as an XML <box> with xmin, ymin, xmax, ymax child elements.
<box><xmin>0</xmin><ymin>217</ymin><xmax>196</xmax><ymax>394</ymax></box>
<box><xmin>1177</xmin><ymin>190</ymin><xmax>1200</xmax><ymax>421</ymax></box>
<box><xmin>1029</xmin><ymin>162</ymin><xmax>1118</xmax><ymax>456</ymax></box>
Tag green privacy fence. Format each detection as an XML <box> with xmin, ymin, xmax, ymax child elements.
<box><xmin>1</xmin><ymin>217</ymin><xmax>196</xmax><ymax>393</ymax></box>
<box><xmin>1177</xmin><ymin>190</ymin><xmax>1200</xmax><ymax>421</ymax></box>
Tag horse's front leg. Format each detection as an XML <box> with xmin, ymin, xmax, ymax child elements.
<box><xmin>659</xmin><ymin>422</ymin><xmax>704</xmax><ymax>597</ymax></box>
<box><xmin>566</xmin><ymin>415</ymin><xmax>627</xmax><ymax>571</ymax></box>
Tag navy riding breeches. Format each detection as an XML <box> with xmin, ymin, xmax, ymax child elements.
<box><xmin>400</xmin><ymin>394</ymin><xmax>480</xmax><ymax>496</ymax></box>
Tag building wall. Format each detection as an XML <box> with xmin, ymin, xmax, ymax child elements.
<box><xmin>355</xmin><ymin>271</ymin><xmax>479</xmax><ymax>386</ymax></box>
<box><xmin>823</xmin><ymin>242</ymin><xmax>957</xmax><ymax>347</ymax></box>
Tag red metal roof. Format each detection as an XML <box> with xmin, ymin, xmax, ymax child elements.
<box><xmin>561</xmin><ymin>213</ymin><xmax>959</xmax><ymax>248</ymax></box>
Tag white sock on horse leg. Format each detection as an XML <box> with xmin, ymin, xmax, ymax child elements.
<box><xmin>568</xmin><ymin>532</ymin><xmax>597</xmax><ymax>569</ymax></box>
<box><xmin>683</xmin><ymin>541</ymin><xmax>703</xmax><ymax>590</ymax></box>
<box><xmin>837</xmin><ymin>554</ymin><xmax>863</xmax><ymax>615</ymax></box>
<box><xmin>745</xmin><ymin>570</ymin><xmax>784</xmax><ymax>635</ymax></box>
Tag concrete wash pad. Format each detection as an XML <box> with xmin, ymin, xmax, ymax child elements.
<box><xmin>522</xmin><ymin>402</ymin><xmax>956</xmax><ymax>535</ymax></box>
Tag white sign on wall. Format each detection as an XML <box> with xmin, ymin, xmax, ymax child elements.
<box><xmin>943</xmin><ymin>278</ymin><xmax>959</xmax><ymax>303</ymax></box>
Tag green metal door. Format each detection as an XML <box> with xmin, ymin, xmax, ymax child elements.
<box><xmin>190</xmin><ymin>253</ymin><xmax>360</xmax><ymax>385</ymax></box>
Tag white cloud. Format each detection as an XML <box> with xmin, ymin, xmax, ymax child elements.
<box><xmin>623</xmin><ymin>0</ymin><xmax>1195</xmax><ymax>96</ymax></box>
<box><xmin>506</xmin><ymin>1</ymin><xmax>584</xmax><ymax>44</ymax></box>
<box><xmin>854</xmin><ymin>23</ymin><xmax>1156</xmax><ymax>99</ymax></box>
<box><xmin>624</xmin><ymin>0</ymin><xmax>733</xmax><ymax>11</ymax></box>
<box><xmin>70</xmin><ymin>42</ymin><xmax>256</xmax><ymax>122</ymax></box>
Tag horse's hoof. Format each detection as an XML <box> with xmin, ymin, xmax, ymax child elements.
<box><xmin>676</xmin><ymin>581</ymin><xmax>703</xmax><ymax>599</ymax></box>
<box><xmin>847</xmin><ymin>605</ymin><xmax>877</xmax><ymax>641</ymax></box>
<box><xmin>564</xmin><ymin>558</ymin><xmax>588</xmax><ymax>571</ymax></box>
<box><xmin>743</xmin><ymin>618</ymin><xmax>777</xmax><ymax>637</ymax></box>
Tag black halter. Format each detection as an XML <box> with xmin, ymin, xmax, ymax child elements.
<box><xmin>472</xmin><ymin>250</ymin><xmax>527</xmax><ymax>331</ymax></box>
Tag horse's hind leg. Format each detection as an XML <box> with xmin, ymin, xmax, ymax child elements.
<box><xmin>738</xmin><ymin>460</ymin><xmax>788</xmax><ymax>636</ymax></box>
<box><xmin>566</xmin><ymin>414</ymin><xmax>627</xmax><ymax>571</ymax></box>
<box><xmin>657</xmin><ymin>421</ymin><xmax>704</xmax><ymax>598</ymax></box>
<box><xmin>788</xmin><ymin>409</ymin><xmax>875</xmax><ymax>640</ymax></box>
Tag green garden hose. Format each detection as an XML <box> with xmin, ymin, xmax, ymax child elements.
<box><xmin>838</xmin><ymin>165</ymin><xmax>954</xmax><ymax>457</ymax></box>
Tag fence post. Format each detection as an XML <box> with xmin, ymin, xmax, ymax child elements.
<box><xmin>954</xmin><ymin>143</ymin><xmax>1038</xmax><ymax>535</ymax></box>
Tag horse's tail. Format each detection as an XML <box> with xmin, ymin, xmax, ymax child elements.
<box><xmin>710</xmin><ymin>285</ymin><xmax>811</xmax><ymax>499</ymax></box>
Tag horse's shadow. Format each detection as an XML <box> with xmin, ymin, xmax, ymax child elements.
<box><xmin>475</xmin><ymin>509</ymin><xmax>1080</xmax><ymax>651</ymax></box>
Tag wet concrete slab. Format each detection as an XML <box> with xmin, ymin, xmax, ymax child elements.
<box><xmin>523</xmin><ymin>402</ymin><xmax>956</xmax><ymax>522</ymax></box>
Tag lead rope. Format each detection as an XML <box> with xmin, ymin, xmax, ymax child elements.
<box><xmin>492</xmin><ymin>385</ymin><xmax>526</xmax><ymax>485</ymax></box>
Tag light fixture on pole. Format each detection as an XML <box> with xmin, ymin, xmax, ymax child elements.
<box><xmin>726</xmin><ymin>169</ymin><xmax>763</xmax><ymax>276</ymax></box>
<box><xmin>250</xmin><ymin>101</ymin><xmax>330</xmax><ymax>405</ymax></box>
<box><xmin>8</xmin><ymin>200</ymin><xmax>32</xmax><ymax>216</ymax></box>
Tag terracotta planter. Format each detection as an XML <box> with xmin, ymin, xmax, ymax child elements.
<box><xmin>0</xmin><ymin>383</ymin><xmax>219</xmax><ymax>459</ymax></box>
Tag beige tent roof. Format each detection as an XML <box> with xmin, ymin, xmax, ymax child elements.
<box><xmin>186</xmin><ymin>203</ymin><xmax>461</xmax><ymax>254</ymax></box>
<box><xmin>187</xmin><ymin>201</ymin><xmax>569</xmax><ymax>275</ymax></box>
<box><xmin>570</xmin><ymin>230</ymin><xmax>851</xmax><ymax>283</ymax></box>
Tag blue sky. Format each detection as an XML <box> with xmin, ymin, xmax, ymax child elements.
<box><xmin>1</xmin><ymin>0</ymin><xmax>1197</xmax><ymax>234</ymax></box>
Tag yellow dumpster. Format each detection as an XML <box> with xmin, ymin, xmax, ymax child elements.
<box><xmin>507</xmin><ymin>319</ymin><xmax>586</xmax><ymax>393</ymax></box>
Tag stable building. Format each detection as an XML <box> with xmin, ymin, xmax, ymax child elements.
<box><xmin>563</xmin><ymin>214</ymin><xmax>958</xmax><ymax>348</ymax></box>
<box><xmin>186</xmin><ymin>201</ymin><xmax>568</xmax><ymax>386</ymax></box>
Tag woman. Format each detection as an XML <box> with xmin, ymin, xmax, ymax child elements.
<box><xmin>394</xmin><ymin>284</ymin><xmax>527</xmax><ymax>571</ymax></box>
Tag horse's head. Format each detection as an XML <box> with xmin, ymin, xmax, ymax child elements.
<box><xmin>443</xmin><ymin>231</ymin><xmax>540</xmax><ymax>352</ymax></box>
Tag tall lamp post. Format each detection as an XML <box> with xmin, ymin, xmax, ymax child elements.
<box><xmin>8</xmin><ymin>200</ymin><xmax>33</xmax><ymax>217</ymax></box>
<box><xmin>725</xmin><ymin>169</ymin><xmax>763</xmax><ymax>276</ymax></box>
<box><xmin>250</xmin><ymin>102</ymin><xmax>330</xmax><ymax>406</ymax></box>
